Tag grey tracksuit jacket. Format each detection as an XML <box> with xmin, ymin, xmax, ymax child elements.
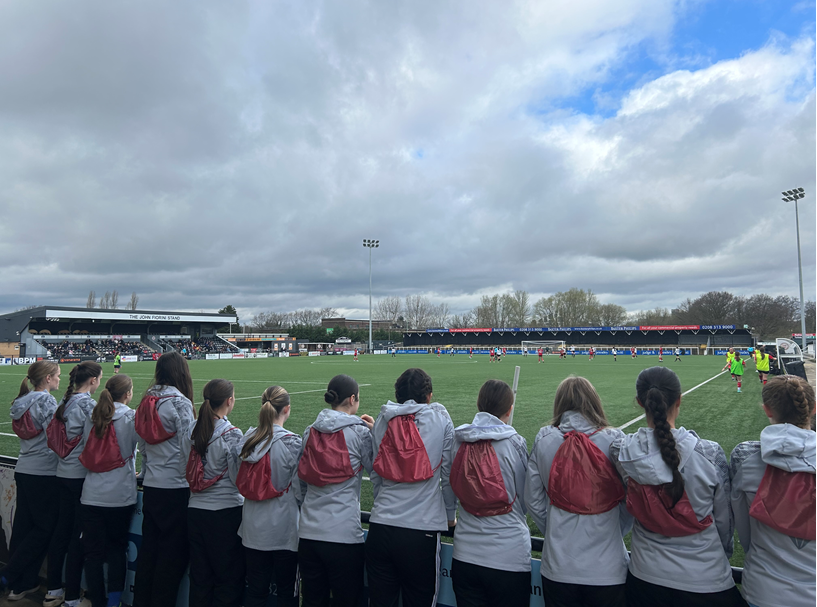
<box><xmin>369</xmin><ymin>400</ymin><xmax>457</xmax><ymax>532</ymax></box>
<box><xmin>186</xmin><ymin>417</ymin><xmax>244</xmax><ymax>510</ymax></box>
<box><xmin>11</xmin><ymin>391</ymin><xmax>58</xmax><ymax>476</ymax></box>
<box><xmin>55</xmin><ymin>392</ymin><xmax>96</xmax><ymax>479</ymax></box>
<box><xmin>80</xmin><ymin>403</ymin><xmax>139</xmax><ymax>507</ymax></box>
<box><xmin>611</xmin><ymin>427</ymin><xmax>735</xmax><ymax>593</ymax></box>
<box><xmin>138</xmin><ymin>385</ymin><xmax>196</xmax><ymax>489</ymax></box>
<box><xmin>298</xmin><ymin>409</ymin><xmax>373</xmax><ymax>544</ymax></box>
<box><xmin>238</xmin><ymin>425</ymin><xmax>303</xmax><ymax>552</ymax></box>
<box><xmin>526</xmin><ymin>411</ymin><xmax>631</xmax><ymax>585</ymax></box>
<box><xmin>451</xmin><ymin>412</ymin><xmax>531</xmax><ymax>573</ymax></box>
<box><xmin>730</xmin><ymin>424</ymin><xmax>816</xmax><ymax>607</ymax></box>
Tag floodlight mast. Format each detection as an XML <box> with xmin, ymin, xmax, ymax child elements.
<box><xmin>781</xmin><ymin>188</ymin><xmax>807</xmax><ymax>354</ymax></box>
<box><xmin>363</xmin><ymin>239</ymin><xmax>380</xmax><ymax>353</ymax></box>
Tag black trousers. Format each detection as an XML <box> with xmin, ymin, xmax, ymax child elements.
<box><xmin>365</xmin><ymin>522</ymin><xmax>440</xmax><ymax>607</ymax></box>
<box><xmin>82</xmin><ymin>504</ymin><xmax>135</xmax><ymax>607</ymax></box>
<box><xmin>46</xmin><ymin>477</ymin><xmax>85</xmax><ymax>600</ymax></box>
<box><xmin>132</xmin><ymin>486</ymin><xmax>190</xmax><ymax>607</ymax></box>
<box><xmin>1</xmin><ymin>473</ymin><xmax>59</xmax><ymax>592</ymax></box>
<box><xmin>244</xmin><ymin>546</ymin><xmax>299</xmax><ymax>607</ymax></box>
<box><xmin>187</xmin><ymin>506</ymin><xmax>245</xmax><ymax>607</ymax></box>
<box><xmin>625</xmin><ymin>571</ymin><xmax>748</xmax><ymax>607</ymax></box>
<box><xmin>451</xmin><ymin>558</ymin><xmax>529</xmax><ymax>607</ymax></box>
<box><xmin>542</xmin><ymin>575</ymin><xmax>626</xmax><ymax>607</ymax></box>
<box><xmin>298</xmin><ymin>538</ymin><xmax>364</xmax><ymax>607</ymax></box>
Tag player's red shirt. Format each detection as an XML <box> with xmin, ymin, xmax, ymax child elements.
<box><xmin>538</xmin><ymin>348</ymin><xmax>543</xmax><ymax>356</ymax></box>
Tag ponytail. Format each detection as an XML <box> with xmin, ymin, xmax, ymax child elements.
<box><xmin>240</xmin><ymin>386</ymin><xmax>290</xmax><ymax>459</ymax></box>
<box><xmin>13</xmin><ymin>360</ymin><xmax>60</xmax><ymax>404</ymax></box>
<box><xmin>191</xmin><ymin>379</ymin><xmax>233</xmax><ymax>456</ymax></box>
<box><xmin>636</xmin><ymin>366</ymin><xmax>684</xmax><ymax>506</ymax></box>
<box><xmin>55</xmin><ymin>361</ymin><xmax>102</xmax><ymax>422</ymax></box>
<box><xmin>92</xmin><ymin>375</ymin><xmax>132</xmax><ymax>439</ymax></box>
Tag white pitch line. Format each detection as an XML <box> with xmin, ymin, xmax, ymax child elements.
<box><xmin>617</xmin><ymin>371</ymin><xmax>728</xmax><ymax>430</ymax></box>
<box><xmin>0</xmin><ymin>433</ymin><xmax>18</xmax><ymax>438</ymax></box>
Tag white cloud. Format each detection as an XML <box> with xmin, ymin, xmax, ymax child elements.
<box><xmin>0</xmin><ymin>1</ymin><xmax>813</xmax><ymax>320</ymax></box>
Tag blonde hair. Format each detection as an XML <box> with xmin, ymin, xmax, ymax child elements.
<box><xmin>551</xmin><ymin>376</ymin><xmax>609</xmax><ymax>428</ymax></box>
<box><xmin>14</xmin><ymin>360</ymin><xmax>59</xmax><ymax>403</ymax></box>
<box><xmin>240</xmin><ymin>386</ymin><xmax>290</xmax><ymax>459</ymax></box>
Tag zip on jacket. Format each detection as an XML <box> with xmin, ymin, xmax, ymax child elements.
<box><xmin>80</xmin><ymin>403</ymin><xmax>139</xmax><ymax>508</ymax></box>
<box><xmin>238</xmin><ymin>425</ymin><xmax>303</xmax><ymax>552</ymax></box>
<box><xmin>730</xmin><ymin>424</ymin><xmax>816</xmax><ymax>607</ymax></box>
<box><xmin>451</xmin><ymin>411</ymin><xmax>530</xmax><ymax>573</ymax></box>
<box><xmin>369</xmin><ymin>400</ymin><xmax>457</xmax><ymax>532</ymax></box>
<box><xmin>298</xmin><ymin>409</ymin><xmax>373</xmax><ymax>544</ymax></box>
<box><xmin>526</xmin><ymin>410</ymin><xmax>631</xmax><ymax>585</ymax></box>
<box><xmin>12</xmin><ymin>391</ymin><xmax>59</xmax><ymax>476</ymax></box>
<box><xmin>138</xmin><ymin>385</ymin><xmax>196</xmax><ymax>489</ymax></box>
<box><xmin>611</xmin><ymin>427</ymin><xmax>734</xmax><ymax>594</ymax></box>
<box><xmin>186</xmin><ymin>417</ymin><xmax>244</xmax><ymax>511</ymax></box>
<box><xmin>55</xmin><ymin>393</ymin><xmax>96</xmax><ymax>479</ymax></box>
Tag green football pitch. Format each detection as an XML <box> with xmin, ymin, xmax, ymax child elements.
<box><xmin>0</xmin><ymin>353</ymin><xmax>768</xmax><ymax>566</ymax></box>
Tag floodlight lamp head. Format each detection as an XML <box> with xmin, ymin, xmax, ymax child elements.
<box><xmin>798</xmin><ymin>187</ymin><xmax>805</xmax><ymax>193</ymax></box>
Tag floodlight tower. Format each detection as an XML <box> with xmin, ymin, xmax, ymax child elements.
<box><xmin>782</xmin><ymin>188</ymin><xmax>807</xmax><ymax>354</ymax></box>
<box><xmin>363</xmin><ymin>239</ymin><xmax>379</xmax><ymax>353</ymax></box>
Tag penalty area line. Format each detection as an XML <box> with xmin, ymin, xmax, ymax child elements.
<box><xmin>616</xmin><ymin>370</ymin><xmax>728</xmax><ymax>431</ymax></box>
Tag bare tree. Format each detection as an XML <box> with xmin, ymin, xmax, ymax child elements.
<box><xmin>374</xmin><ymin>296</ymin><xmax>402</xmax><ymax>325</ymax></box>
<box><xmin>110</xmin><ymin>290</ymin><xmax>119</xmax><ymax>309</ymax></box>
<box><xmin>86</xmin><ymin>291</ymin><xmax>96</xmax><ymax>309</ymax></box>
<box><xmin>597</xmin><ymin>303</ymin><xmax>628</xmax><ymax>326</ymax></box>
<box><xmin>404</xmin><ymin>295</ymin><xmax>434</xmax><ymax>329</ymax></box>
<box><xmin>449</xmin><ymin>310</ymin><xmax>475</xmax><ymax>329</ymax></box>
<box><xmin>429</xmin><ymin>303</ymin><xmax>450</xmax><ymax>328</ymax></box>
<box><xmin>319</xmin><ymin>307</ymin><xmax>338</xmax><ymax>320</ymax></box>
<box><xmin>98</xmin><ymin>291</ymin><xmax>111</xmax><ymax>309</ymax></box>
<box><xmin>126</xmin><ymin>292</ymin><xmax>139</xmax><ymax>310</ymax></box>
<box><xmin>631</xmin><ymin>307</ymin><xmax>674</xmax><ymax>325</ymax></box>
<box><xmin>506</xmin><ymin>290</ymin><xmax>531</xmax><ymax>326</ymax></box>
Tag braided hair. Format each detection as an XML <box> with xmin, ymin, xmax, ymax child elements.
<box><xmin>636</xmin><ymin>366</ymin><xmax>684</xmax><ymax>506</ymax></box>
<box><xmin>240</xmin><ymin>386</ymin><xmax>290</xmax><ymax>459</ymax></box>
<box><xmin>762</xmin><ymin>375</ymin><xmax>816</xmax><ymax>429</ymax></box>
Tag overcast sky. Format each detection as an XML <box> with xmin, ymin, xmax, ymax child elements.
<box><xmin>0</xmin><ymin>0</ymin><xmax>814</xmax><ymax>322</ymax></box>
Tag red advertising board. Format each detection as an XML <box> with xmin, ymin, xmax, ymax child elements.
<box><xmin>449</xmin><ymin>328</ymin><xmax>492</xmax><ymax>333</ymax></box>
<box><xmin>638</xmin><ymin>325</ymin><xmax>700</xmax><ymax>331</ymax></box>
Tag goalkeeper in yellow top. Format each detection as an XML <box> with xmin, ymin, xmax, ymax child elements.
<box><xmin>722</xmin><ymin>351</ymin><xmax>746</xmax><ymax>392</ymax></box>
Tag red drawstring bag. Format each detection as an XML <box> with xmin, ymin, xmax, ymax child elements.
<box><xmin>13</xmin><ymin>408</ymin><xmax>42</xmax><ymax>440</ymax></box>
<box><xmin>79</xmin><ymin>423</ymin><xmax>129</xmax><ymax>473</ymax></box>
<box><xmin>298</xmin><ymin>429</ymin><xmax>360</xmax><ymax>487</ymax></box>
<box><xmin>749</xmin><ymin>465</ymin><xmax>816</xmax><ymax>540</ymax></box>
<box><xmin>46</xmin><ymin>409</ymin><xmax>82</xmax><ymax>459</ymax></box>
<box><xmin>185</xmin><ymin>427</ymin><xmax>236</xmax><ymax>493</ymax></box>
<box><xmin>135</xmin><ymin>395</ymin><xmax>176</xmax><ymax>445</ymax></box>
<box><xmin>626</xmin><ymin>478</ymin><xmax>713</xmax><ymax>537</ymax></box>
<box><xmin>373</xmin><ymin>414</ymin><xmax>439</xmax><ymax>483</ymax></box>
<box><xmin>547</xmin><ymin>431</ymin><xmax>625</xmax><ymax>515</ymax></box>
<box><xmin>451</xmin><ymin>440</ymin><xmax>515</xmax><ymax>516</ymax></box>
<box><xmin>237</xmin><ymin>448</ymin><xmax>289</xmax><ymax>501</ymax></box>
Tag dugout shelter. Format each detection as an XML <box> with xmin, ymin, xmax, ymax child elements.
<box><xmin>403</xmin><ymin>324</ymin><xmax>753</xmax><ymax>351</ymax></box>
<box><xmin>0</xmin><ymin>306</ymin><xmax>237</xmax><ymax>360</ymax></box>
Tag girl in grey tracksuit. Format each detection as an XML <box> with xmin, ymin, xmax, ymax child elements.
<box><xmin>450</xmin><ymin>380</ymin><xmax>530</xmax><ymax>607</ymax></box>
<box><xmin>730</xmin><ymin>375</ymin><xmax>816</xmax><ymax>607</ymax></box>
<box><xmin>79</xmin><ymin>374</ymin><xmax>139</xmax><ymax>607</ymax></box>
<box><xmin>47</xmin><ymin>361</ymin><xmax>103</xmax><ymax>607</ymax></box>
<box><xmin>1</xmin><ymin>361</ymin><xmax>61</xmax><ymax>602</ymax></box>
<box><xmin>366</xmin><ymin>368</ymin><xmax>457</xmax><ymax>607</ymax></box>
<box><xmin>186</xmin><ymin>379</ymin><xmax>244</xmax><ymax>607</ymax></box>
<box><xmin>238</xmin><ymin>386</ymin><xmax>303</xmax><ymax>607</ymax></box>
<box><xmin>297</xmin><ymin>374</ymin><xmax>374</xmax><ymax>607</ymax></box>
<box><xmin>132</xmin><ymin>352</ymin><xmax>196</xmax><ymax>607</ymax></box>
<box><xmin>526</xmin><ymin>377</ymin><xmax>631</xmax><ymax>607</ymax></box>
<box><xmin>611</xmin><ymin>366</ymin><xmax>744</xmax><ymax>607</ymax></box>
